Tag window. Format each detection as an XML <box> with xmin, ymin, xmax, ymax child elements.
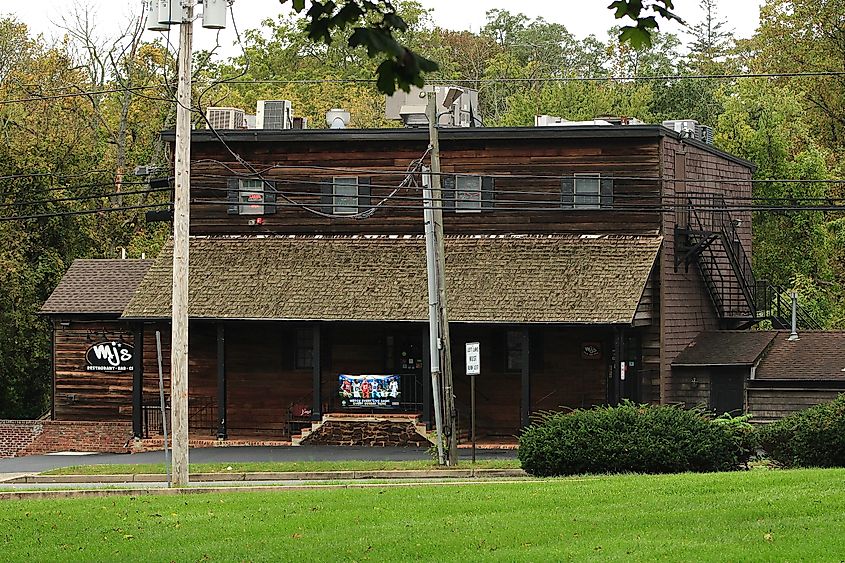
<box><xmin>333</xmin><ymin>177</ymin><xmax>358</xmax><ymax>215</ymax></box>
<box><xmin>506</xmin><ymin>330</ymin><xmax>523</xmax><ymax>372</ymax></box>
<box><xmin>227</xmin><ymin>178</ymin><xmax>276</xmax><ymax>216</ymax></box>
<box><xmin>455</xmin><ymin>175</ymin><xmax>482</xmax><ymax>212</ymax></box>
<box><xmin>295</xmin><ymin>328</ymin><xmax>314</xmax><ymax>369</ymax></box>
<box><xmin>442</xmin><ymin>175</ymin><xmax>494</xmax><ymax>210</ymax></box>
<box><xmin>574</xmin><ymin>173</ymin><xmax>601</xmax><ymax>209</ymax></box>
<box><xmin>560</xmin><ymin>173</ymin><xmax>612</xmax><ymax>209</ymax></box>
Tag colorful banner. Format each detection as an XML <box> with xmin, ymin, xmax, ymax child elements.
<box><xmin>338</xmin><ymin>374</ymin><xmax>401</xmax><ymax>408</ymax></box>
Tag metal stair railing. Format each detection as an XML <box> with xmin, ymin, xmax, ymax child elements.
<box><xmin>679</xmin><ymin>193</ymin><xmax>756</xmax><ymax>320</ymax></box>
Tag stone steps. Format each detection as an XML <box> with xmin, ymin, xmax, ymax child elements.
<box><xmin>291</xmin><ymin>412</ymin><xmax>431</xmax><ymax>447</ymax></box>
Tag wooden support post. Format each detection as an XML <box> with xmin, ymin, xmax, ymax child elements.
<box><xmin>520</xmin><ymin>328</ymin><xmax>531</xmax><ymax>429</ymax></box>
<box><xmin>132</xmin><ymin>324</ymin><xmax>144</xmax><ymax>439</ymax></box>
<box><xmin>422</xmin><ymin>324</ymin><xmax>431</xmax><ymax>426</ymax></box>
<box><xmin>216</xmin><ymin>323</ymin><xmax>227</xmax><ymax>440</ymax></box>
<box><xmin>312</xmin><ymin>323</ymin><xmax>322</xmax><ymax>421</ymax></box>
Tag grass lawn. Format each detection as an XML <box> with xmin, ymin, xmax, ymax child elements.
<box><xmin>43</xmin><ymin>459</ymin><xmax>520</xmax><ymax>475</ymax></box>
<box><xmin>2</xmin><ymin>468</ymin><xmax>844</xmax><ymax>561</ymax></box>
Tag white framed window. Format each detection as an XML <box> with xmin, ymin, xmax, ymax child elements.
<box><xmin>239</xmin><ymin>178</ymin><xmax>265</xmax><ymax>215</ymax></box>
<box><xmin>574</xmin><ymin>173</ymin><xmax>601</xmax><ymax>209</ymax></box>
<box><xmin>333</xmin><ymin>176</ymin><xmax>359</xmax><ymax>215</ymax></box>
<box><xmin>455</xmin><ymin>175</ymin><xmax>482</xmax><ymax>212</ymax></box>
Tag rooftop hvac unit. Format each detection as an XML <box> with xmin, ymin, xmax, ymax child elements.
<box><xmin>292</xmin><ymin>116</ymin><xmax>308</xmax><ymax>130</ymax></box>
<box><xmin>256</xmin><ymin>100</ymin><xmax>293</xmax><ymax>129</ymax></box>
<box><xmin>662</xmin><ymin>119</ymin><xmax>714</xmax><ymax>145</ymax></box>
<box><xmin>385</xmin><ymin>86</ymin><xmax>480</xmax><ymax>128</ymax></box>
<box><xmin>206</xmin><ymin>107</ymin><xmax>245</xmax><ymax>130</ymax></box>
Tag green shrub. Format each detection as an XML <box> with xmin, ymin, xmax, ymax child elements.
<box><xmin>759</xmin><ymin>394</ymin><xmax>845</xmax><ymax>468</ymax></box>
<box><xmin>518</xmin><ymin>402</ymin><xmax>746</xmax><ymax>477</ymax></box>
<box><xmin>712</xmin><ymin>412</ymin><xmax>760</xmax><ymax>468</ymax></box>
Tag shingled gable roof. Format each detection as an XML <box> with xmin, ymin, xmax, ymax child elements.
<box><xmin>122</xmin><ymin>235</ymin><xmax>661</xmax><ymax>324</ymax></box>
<box><xmin>755</xmin><ymin>331</ymin><xmax>845</xmax><ymax>380</ymax></box>
<box><xmin>672</xmin><ymin>331</ymin><xmax>778</xmax><ymax>367</ymax></box>
<box><xmin>41</xmin><ymin>259</ymin><xmax>153</xmax><ymax>315</ymax></box>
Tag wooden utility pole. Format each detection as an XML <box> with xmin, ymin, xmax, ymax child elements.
<box><xmin>171</xmin><ymin>0</ymin><xmax>193</xmax><ymax>487</ymax></box>
<box><xmin>426</xmin><ymin>92</ymin><xmax>458</xmax><ymax>466</ymax></box>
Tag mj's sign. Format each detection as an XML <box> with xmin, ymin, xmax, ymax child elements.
<box><xmin>86</xmin><ymin>341</ymin><xmax>134</xmax><ymax>372</ymax></box>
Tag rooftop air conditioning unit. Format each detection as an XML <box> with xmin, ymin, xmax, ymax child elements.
<box><xmin>662</xmin><ymin>119</ymin><xmax>714</xmax><ymax>144</ymax></box>
<box><xmin>206</xmin><ymin>107</ymin><xmax>245</xmax><ymax>129</ymax></box>
<box><xmin>256</xmin><ymin>100</ymin><xmax>293</xmax><ymax>129</ymax></box>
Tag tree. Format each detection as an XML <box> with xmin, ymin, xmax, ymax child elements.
<box><xmin>748</xmin><ymin>0</ymin><xmax>845</xmax><ymax>155</ymax></box>
<box><xmin>715</xmin><ymin>79</ymin><xmax>840</xmax><ymax>326</ymax></box>
<box><xmin>275</xmin><ymin>0</ymin><xmax>684</xmax><ymax>93</ymax></box>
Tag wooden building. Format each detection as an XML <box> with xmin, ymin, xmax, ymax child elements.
<box><xmin>42</xmin><ymin>124</ymin><xmax>771</xmax><ymax>442</ymax></box>
<box><xmin>672</xmin><ymin>330</ymin><xmax>845</xmax><ymax>421</ymax></box>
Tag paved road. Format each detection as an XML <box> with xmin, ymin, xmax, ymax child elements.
<box><xmin>0</xmin><ymin>446</ymin><xmax>516</xmax><ymax>474</ymax></box>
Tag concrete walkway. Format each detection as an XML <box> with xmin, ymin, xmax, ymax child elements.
<box><xmin>0</xmin><ymin>445</ymin><xmax>517</xmax><ymax>474</ymax></box>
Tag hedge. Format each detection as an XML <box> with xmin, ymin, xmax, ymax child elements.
<box><xmin>518</xmin><ymin>402</ymin><xmax>750</xmax><ymax>477</ymax></box>
<box><xmin>759</xmin><ymin>394</ymin><xmax>845</xmax><ymax>468</ymax></box>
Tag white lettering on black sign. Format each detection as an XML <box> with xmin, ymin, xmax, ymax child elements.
<box><xmin>86</xmin><ymin>341</ymin><xmax>134</xmax><ymax>372</ymax></box>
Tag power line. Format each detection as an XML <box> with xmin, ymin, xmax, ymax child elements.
<box><xmin>0</xmin><ymin>202</ymin><xmax>170</xmax><ymax>222</ymax></box>
<box><xmin>188</xmin><ymin>176</ymin><xmax>845</xmax><ymax>205</ymax></box>
<box><xmin>3</xmin><ymin>70</ymin><xmax>845</xmax><ymax>105</ymax></box>
<box><xmin>0</xmin><ymin>186</ymin><xmax>171</xmax><ymax>209</ymax></box>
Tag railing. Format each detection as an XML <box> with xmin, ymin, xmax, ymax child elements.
<box><xmin>677</xmin><ymin>193</ymin><xmax>824</xmax><ymax>329</ymax></box>
<box><xmin>754</xmin><ymin>281</ymin><xmax>824</xmax><ymax>330</ymax></box>
<box><xmin>678</xmin><ymin>193</ymin><xmax>756</xmax><ymax>319</ymax></box>
<box><xmin>142</xmin><ymin>396</ymin><xmax>216</xmax><ymax>438</ymax></box>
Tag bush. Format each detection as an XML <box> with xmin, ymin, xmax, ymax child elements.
<box><xmin>712</xmin><ymin>412</ymin><xmax>760</xmax><ymax>469</ymax></box>
<box><xmin>759</xmin><ymin>394</ymin><xmax>845</xmax><ymax>468</ymax></box>
<box><xmin>518</xmin><ymin>402</ymin><xmax>747</xmax><ymax>477</ymax></box>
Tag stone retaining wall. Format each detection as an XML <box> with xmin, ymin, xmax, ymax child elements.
<box><xmin>301</xmin><ymin>420</ymin><xmax>432</xmax><ymax>447</ymax></box>
<box><xmin>0</xmin><ymin>420</ymin><xmax>133</xmax><ymax>458</ymax></box>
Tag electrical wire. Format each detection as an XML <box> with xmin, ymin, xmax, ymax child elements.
<box><xmin>0</xmin><ymin>203</ymin><xmax>170</xmax><ymax>222</ymax></box>
<box><xmin>3</xmin><ymin>70</ymin><xmax>845</xmax><ymax>105</ymax></box>
<box><xmin>0</xmin><ymin>186</ymin><xmax>172</xmax><ymax>209</ymax></box>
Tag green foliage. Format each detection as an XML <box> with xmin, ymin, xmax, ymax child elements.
<box><xmin>759</xmin><ymin>394</ymin><xmax>845</xmax><ymax>468</ymax></box>
<box><xmin>279</xmin><ymin>0</ymin><xmax>438</xmax><ymax>93</ymax></box>
<box><xmin>518</xmin><ymin>402</ymin><xmax>746</xmax><ymax>477</ymax></box>
<box><xmin>712</xmin><ymin>412</ymin><xmax>760</xmax><ymax>468</ymax></box>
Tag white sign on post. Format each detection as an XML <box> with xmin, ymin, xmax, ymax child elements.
<box><xmin>465</xmin><ymin>342</ymin><xmax>480</xmax><ymax>375</ymax></box>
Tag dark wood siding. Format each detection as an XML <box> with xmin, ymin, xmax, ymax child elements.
<box><xmin>53</xmin><ymin>320</ymin><xmax>134</xmax><ymax>421</ymax></box>
<box><xmin>660</xmin><ymin>137</ymin><xmax>754</xmax><ymax>403</ymax></box>
<box><xmin>747</xmin><ymin>386</ymin><xmax>845</xmax><ymax>422</ymax></box>
<box><xmin>189</xmin><ymin>137</ymin><xmax>662</xmax><ymax>236</ymax></box>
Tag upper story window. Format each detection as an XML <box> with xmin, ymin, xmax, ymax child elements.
<box><xmin>332</xmin><ymin>177</ymin><xmax>358</xmax><ymax>215</ymax></box>
<box><xmin>456</xmin><ymin>175</ymin><xmax>482</xmax><ymax>212</ymax></box>
<box><xmin>441</xmin><ymin>175</ymin><xmax>494</xmax><ymax>211</ymax></box>
<box><xmin>321</xmin><ymin>176</ymin><xmax>372</xmax><ymax>216</ymax></box>
<box><xmin>227</xmin><ymin>177</ymin><xmax>277</xmax><ymax>216</ymax></box>
<box><xmin>561</xmin><ymin>173</ymin><xmax>613</xmax><ymax>209</ymax></box>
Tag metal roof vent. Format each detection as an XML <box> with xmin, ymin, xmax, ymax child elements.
<box><xmin>326</xmin><ymin>109</ymin><xmax>350</xmax><ymax>129</ymax></box>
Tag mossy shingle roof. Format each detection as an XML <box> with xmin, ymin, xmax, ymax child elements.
<box><xmin>42</xmin><ymin>259</ymin><xmax>154</xmax><ymax>315</ymax></box>
<box><xmin>122</xmin><ymin>235</ymin><xmax>661</xmax><ymax>324</ymax></box>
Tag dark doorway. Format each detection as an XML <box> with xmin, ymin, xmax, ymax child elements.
<box><xmin>710</xmin><ymin>369</ymin><xmax>745</xmax><ymax>415</ymax></box>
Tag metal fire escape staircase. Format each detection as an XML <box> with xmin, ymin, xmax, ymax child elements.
<box><xmin>674</xmin><ymin>194</ymin><xmax>822</xmax><ymax>330</ymax></box>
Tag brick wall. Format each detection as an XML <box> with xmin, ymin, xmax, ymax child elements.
<box><xmin>0</xmin><ymin>420</ymin><xmax>133</xmax><ymax>458</ymax></box>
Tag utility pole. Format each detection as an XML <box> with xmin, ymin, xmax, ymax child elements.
<box><xmin>426</xmin><ymin>92</ymin><xmax>458</xmax><ymax>466</ymax></box>
<box><xmin>171</xmin><ymin>0</ymin><xmax>193</xmax><ymax>487</ymax></box>
<box><xmin>422</xmin><ymin>165</ymin><xmax>445</xmax><ymax>466</ymax></box>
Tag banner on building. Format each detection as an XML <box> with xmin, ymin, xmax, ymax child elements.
<box><xmin>338</xmin><ymin>374</ymin><xmax>401</xmax><ymax>408</ymax></box>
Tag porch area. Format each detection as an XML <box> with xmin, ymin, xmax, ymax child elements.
<box><xmin>121</xmin><ymin>234</ymin><xmax>661</xmax><ymax>444</ymax></box>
